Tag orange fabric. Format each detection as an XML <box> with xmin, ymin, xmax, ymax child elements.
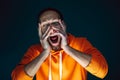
<box><xmin>11</xmin><ymin>34</ymin><xmax>108</xmax><ymax>80</ymax></box>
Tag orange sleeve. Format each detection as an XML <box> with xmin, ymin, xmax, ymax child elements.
<box><xmin>80</xmin><ymin>38</ymin><xmax>108</xmax><ymax>79</ymax></box>
<box><xmin>11</xmin><ymin>45</ymin><xmax>41</xmax><ymax>80</ymax></box>
<box><xmin>11</xmin><ymin>65</ymin><xmax>33</xmax><ymax>80</ymax></box>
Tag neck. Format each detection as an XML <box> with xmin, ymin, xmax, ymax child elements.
<box><xmin>52</xmin><ymin>45</ymin><xmax>62</xmax><ymax>51</ymax></box>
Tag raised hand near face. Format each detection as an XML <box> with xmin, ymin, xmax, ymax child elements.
<box><xmin>38</xmin><ymin>24</ymin><xmax>51</xmax><ymax>51</ymax></box>
<box><xmin>51</xmin><ymin>20</ymin><xmax>68</xmax><ymax>49</ymax></box>
<box><xmin>39</xmin><ymin>19</ymin><xmax>68</xmax><ymax>51</ymax></box>
<box><xmin>58</xmin><ymin>20</ymin><xmax>68</xmax><ymax>49</ymax></box>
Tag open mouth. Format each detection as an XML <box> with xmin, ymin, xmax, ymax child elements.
<box><xmin>50</xmin><ymin>35</ymin><xmax>58</xmax><ymax>43</ymax></box>
<box><xmin>49</xmin><ymin>35</ymin><xmax>60</xmax><ymax>46</ymax></box>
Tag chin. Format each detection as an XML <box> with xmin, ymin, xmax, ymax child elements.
<box><xmin>52</xmin><ymin>45</ymin><xmax>61</xmax><ymax>51</ymax></box>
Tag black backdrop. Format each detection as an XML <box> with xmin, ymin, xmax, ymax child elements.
<box><xmin>0</xmin><ymin>0</ymin><xmax>119</xmax><ymax>80</ymax></box>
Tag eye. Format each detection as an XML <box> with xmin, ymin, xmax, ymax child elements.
<box><xmin>41</xmin><ymin>24</ymin><xmax>50</xmax><ymax>33</ymax></box>
<box><xmin>51</xmin><ymin>22</ymin><xmax>60</xmax><ymax>26</ymax></box>
<box><xmin>42</xmin><ymin>24</ymin><xmax>49</xmax><ymax>29</ymax></box>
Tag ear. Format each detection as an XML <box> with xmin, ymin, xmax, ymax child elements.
<box><xmin>38</xmin><ymin>23</ymin><xmax>42</xmax><ymax>39</ymax></box>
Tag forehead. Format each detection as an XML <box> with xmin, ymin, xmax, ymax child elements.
<box><xmin>40</xmin><ymin>11</ymin><xmax>59</xmax><ymax>22</ymax></box>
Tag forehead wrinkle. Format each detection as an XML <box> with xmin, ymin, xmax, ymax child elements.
<box><xmin>41</xmin><ymin>15</ymin><xmax>58</xmax><ymax>21</ymax></box>
<box><xmin>40</xmin><ymin>11</ymin><xmax>60</xmax><ymax>22</ymax></box>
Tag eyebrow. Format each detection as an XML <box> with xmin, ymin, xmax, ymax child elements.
<box><xmin>40</xmin><ymin>19</ymin><xmax>59</xmax><ymax>26</ymax></box>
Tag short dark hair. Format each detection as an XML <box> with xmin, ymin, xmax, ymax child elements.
<box><xmin>37</xmin><ymin>8</ymin><xmax>64</xmax><ymax>23</ymax></box>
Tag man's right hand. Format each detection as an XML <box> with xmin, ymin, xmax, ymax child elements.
<box><xmin>40</xmin><ymin>28</ymin><xmax>51</xmax><ymax>51</ymax></box>
<box><xmin>24</xmin><ymin>29</ymin><xmax>52</xmax><ymax>77</ymax></box>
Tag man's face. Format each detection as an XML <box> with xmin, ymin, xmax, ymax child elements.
<box><xmin>38</xmin><ymin>11</ymin><xmax>66</xmax><ymax>50</ymax></box>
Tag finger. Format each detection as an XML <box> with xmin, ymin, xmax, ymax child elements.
<box><xmin>58</xmin><ymin>29</ymin><xmax>67</xmax><ymax>37</ymax></box>
<box><xmin>58</xmin><ymin>20</ymin><xmax>66</xmax><ymax>32</ymax></box>
<box><xmin>42</xmin><ymin>33</ymin><xmax>49</xmax><ymax>40</ymax></box>
<box><xmin>40</xmin><ymin>39</ymin><xmax>42</xmax><ymax>43</ymax></box>
<box><xmin>41</xmin><ymin>27</ymin><xmax>50</xmax><ymax>39</ymax></box>
<box><xmin>41</xmin><ymin>28</ymin><xmax>51</xmax><ymax>40</ymax></box>
<box><xmin>52</xmin><ymin>25</ymin><xmax>60</xmax><ymax>31</ymax></box>
<box><xmin>38</xmin><ymin>25</ymin><xmax>42</xmax><ymax>38</ymax></box>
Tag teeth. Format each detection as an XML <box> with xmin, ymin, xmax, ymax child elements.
<box><xmin>50</xmin><ymin>36</ymin><xmax>57</xmax><ymax>40</ymax></box>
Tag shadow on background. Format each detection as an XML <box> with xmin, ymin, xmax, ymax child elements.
<box><xmin>0</xmin><ymin>0</ymin><xmax>119</xmax><ymax>80</ymax></box>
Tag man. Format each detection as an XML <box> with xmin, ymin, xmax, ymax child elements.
<box><xmin>11</xmin><ymin>8</ymin><xmax>108</xmax><ymax>80</ymax></box>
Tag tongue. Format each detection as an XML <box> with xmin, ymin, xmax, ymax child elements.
<box><xmin>50</xmin><ymin>36</ymin><xmax>58</xmax><ymax>40</ymax></box>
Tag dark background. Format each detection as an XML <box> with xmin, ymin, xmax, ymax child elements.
<box><xmin>0</xmin><ymin>0</ymin><xmax>119</xmax><ymax>80</ymax></box>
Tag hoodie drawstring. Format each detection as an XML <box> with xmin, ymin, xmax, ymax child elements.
<box><xmin>49</xmin><ymin>51</ymin><xmax>62</xmax><ymax>80</ymax></box>
<box><xmin>59</xmin><ymin>51</ymin><xmax>62</xmax><ymax>80</ymax></box>
<box><xmin>49</xmin><ymin>53</ymin><xmax>52</xmax><ymax>80</ymax></box>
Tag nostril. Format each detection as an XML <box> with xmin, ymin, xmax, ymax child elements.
<box><xmin>49</xmin><ymin>28</ymin><xmax>58</xmax><ymax>35</ymax></box>
<box><xmin>53</xmin><ymin>29</ymin><xmax>57</xmax><ymax>33</ymax></box>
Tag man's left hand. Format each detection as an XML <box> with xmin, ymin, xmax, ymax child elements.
<box><xmin>56</xmin><ymin>20</ymin><xmax>68</xmax><ymax>49</ymax></box>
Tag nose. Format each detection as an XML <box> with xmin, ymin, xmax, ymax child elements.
<box><xmin>50</xmin><ymin>29</ymin><xmax>57</xmax><ymax>33</ymax></box>
<box><xmin>49</xmin><ymin>26</ymin><xmax>58</xmax><ymax>35</ymax></box>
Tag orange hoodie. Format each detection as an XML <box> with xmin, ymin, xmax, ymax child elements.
<box><xmin>11</xmin><ymin>34</ymin><xmax>108</xmax><ymax>80</ymax></box>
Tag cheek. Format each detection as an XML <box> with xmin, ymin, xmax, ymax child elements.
<box><xmin>41</xmin><ymin>27</ymin><xmax>50</xmax><ymax>34</ymax></box>
<box><xmin>41</xmin><ymin>28</ymin><xmax>46</xmax><ymax>33</ymax></box>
